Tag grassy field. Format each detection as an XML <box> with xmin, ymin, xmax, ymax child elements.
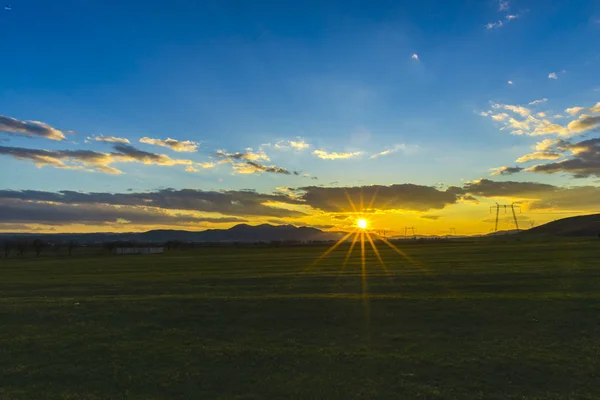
<box><xmin>1</xmin><ymin>238</ymin><xmax>600</xmax><ymax>399</ymax></box>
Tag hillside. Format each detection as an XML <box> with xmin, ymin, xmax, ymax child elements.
<box><xmin>523</xmin><ymin>214</ymin><xmax>600</xmax><ymax>237</ymax></box>
<box><xmin>0</xmin><ymin>224</ymin><xmax>342</xmax><ymax>244</ymax></box>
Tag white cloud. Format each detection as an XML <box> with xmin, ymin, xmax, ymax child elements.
<box><xmin>529</xmin><ymin>98</ymin><xmax>548</xmax><ymax>105</ymax></box>
<box><xmin>565</xmin><ymin>106</ymin><xmax>585</xmax><ymax>116</ymax></box>
<box><xmin>486</xmin><ymin>20</ymin><xmax>504</xmax><ymax>29</ymax></box>
<box><xmin>94</xmin><ymin>135</ymin><xmax>130</xmax><ymax>144</ymax></box>
<box><xmin>506</xmin><ymin>14</ymin><xmax>518</xmax><ymax>20</ymax></box>
<box><xmin>411</xmin><ymin>53</ymin><xmax>419</xmax><ymax>61</ymax></box>
<box><xmin>273</xmin><ymin>137</ymin><xmax>310</xmax><ymax>151</ymax></box>
<box><xmin>499</xmin><ymin>0</ymin><xmax>509</xmax><ymax>11</ymax></box>
<box><xmin>369</xmin><ymin>144</ymin><xmax>417</xmax><ymax>159</ymax></box>
<box><xmin>507</xmin><ymin>80</ymin><xmax>513</xmax><ymax>85</ymax></box>
<box><xmin>313</xmin><ymin>149</ymin><xmax>362</xmax><ymax>160</ymax></box>
<box><xmin>515</xmin><ymin>151</ymin><xmax>562</xmax><ymax>163</ymax></box>
<box><xmin>139</xmin><ymin>137</ymin><xmax>199</xmax><ymax>152</ymax></box>
<box><xmin>491</xmin><ymin>103</ymin><xmax>531</xmax><ymax>117</ymax></box>
<box><xmin>484</xmin><ymin>100</ymin><xmax>600</xmax><ymax>138</ymax></box>
<box><xmin>0</xmin><ymin>115</ymin><xmax>67</xmax><ymax>141</ymax></box>
<box><xmin>548</xmin><ymin>72</ymin><xmax>558</xmax><ymax>80</ymax></box>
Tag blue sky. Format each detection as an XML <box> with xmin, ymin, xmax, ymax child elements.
<box><xmin>1</xmin><ymin>0</ymin><xmax>600</xmax><ymax>233</ymax></box>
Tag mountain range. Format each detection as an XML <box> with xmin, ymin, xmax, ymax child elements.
<box><xmin>1</xmin><ymin>213</ymin><xmax>599</xmax><ymax>244</ymax></box>
<box><xmin>0</xmin><ymin>224</ymin><xmax>343</xmax><ymax>244</ymax></box>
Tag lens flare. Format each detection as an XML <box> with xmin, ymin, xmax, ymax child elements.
<box><xmin>357</xmin><ymin>218</ymin><xmax>368</xmax><ymax>229</ymax></box>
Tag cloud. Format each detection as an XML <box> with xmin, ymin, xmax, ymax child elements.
<box><xmin>499</xmin><ymin>0</ymin><xmax>509</xmax><ymax>11</ymax></box>
<box><xmin>313</xmin><ymin>149</ymin><xmax>362</xmax><ymax>160</ymax></box>
<box><xmin>296</xmin><ymin>184</ymin><xmax>462</xmax><ymax>212</ymax></box>
<box><xmin>0</xmin><ymin>115</ymin><xmax>66</xmax><ymax>141</ymax></box>
<box><xmin>529</xmin><ymin>98</ymin><xmax>548</xmax><ymax>105</ymax></box>
<box><xmin>525</xmin><ymin>138</ymin><xmax>600</xmax><ymax>178</ymax></box>
<box><xmin>566</xmin><ymin>115</ymin><xmax>600</xmax><ymax>133</ymax></box>
<box><xmin>463</xmin><ymin>179</ymin><xmax>600</xmax><ymax>212</ymax></box>
<box><xmin>486</xmin><ymin>20</ymin><xmax>504</xmax><ymax>29</ymax></box>
<box><xmin>515</xmin><ymin>151</ymin><xmax>562</xmax><ymax>163</ymax></box>
<box><xmin>0</xmin><ymin>188</ymin><xmax>307</xmax><ymax>218</ymax></box>
<box><xmin>273</xmin><ymin>138</ymin><xmax>310</xmax><ymax>151</ymax></box>
<box><xmin>483</xmin><ymin>101</ymin><xmax>600</xmax><ymax>137</ymax></box>
<box><xmin>535</xmin><ymin>138</ymin><xmax>566</xmax><ymax>151</ymax></box>
<box><xmin>369</xmin><ymin>144</ymin><xmax>416</xmax><ymax>159</ymax></box>
<box><xmin>566</xmin><ymin>103</ymin><xmax>600</xmax><ymax>116</ymax></box>
<box><xmin>232</xmin><ymin>160</ymin><xmax>296</xmax><ymax>175</ymax></box>
<box><xmin>565</xmin><ymin>106</ymin><xmax>585</xmax><ymax>116</ymax></box>
<box><xmin>0</xmin><ymin>198</ymin><xmax>248</xmax><ymax>226</ymax></box>
<box><xmin>215</xmin><ymin>148</ymin><xmax>295</xmax><ymax>175</ymax></box>
<box><xmin>94</xmin><ymin>135</ymin><xmax>130</xmax><ymax>144</ymax></box>
<box><xmin>499</xmin><ymin>104</ymin><xmax>531</xmax><ymax>117</ymax></box>
<box><xmin>548</xmin><ymin>72</ymin><xmax>558</xmax><ymax>80</ymax></box>
<box><xmin>139</xmin><ymin>137</ymin><xmax>199</xmax><ymax>152</ymax></box>
<box><xmin>490</xmin><ymin>166</ymin><xmax>524</xmax><ymax>175</ymax></box>
<box><xmin>215</xmin><ymin>148</ymin><xmax>270</xmax><ymax>162</ymax></box>
<box><xmin>411</xmin><ymin>53</ymin><xmax>419</xmax><ymax>61</ymax></box>
<box><xmin>0</xmin><ymin>143</ymin><xmax>214</xmax><ymax>174</ymax></box>
<box><xmin>506</xmin><ymin>14</ymin><xmax>518</xmax><ymax>20</ymax></box>
<box><xmin>507</xmin><ymin>80</ymin><xmax>513</xmax><ymax>85</ymax></box>
<box><xmin>421</xmin><ymin>215</ymin><xmax>442</xmax><ymax>220</ymax></box>
<box><xmin>463</xmin><ymin>179</ymin><xmax>555</xmax><ymax>198</ymax></box>
<box><xmin>491</xmin><ymin>113</ymin><xmax>510</xmax><ymax>121</ymax></box>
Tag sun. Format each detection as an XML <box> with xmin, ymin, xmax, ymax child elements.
<box><xmin>357</xmin><ymin>218</ymin><xmax>368</xmax><ymax>230</ymax></box>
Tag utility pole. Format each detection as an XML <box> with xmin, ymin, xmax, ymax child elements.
<box><xmin>490</xmin><ymin>202</ymin><xmax>521</xmax><ymax>232</ymax></box>
<box><xmin>510</xmin><ymin>202</ymin><xmax>521</xmax><ymax>231</ymax></box>
<box><xmin>490</xmin><ymin>203</ymin><xmax>500</xmax><ymax>233</ymax></box>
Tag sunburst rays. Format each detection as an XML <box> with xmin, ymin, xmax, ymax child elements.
<box><xmin>307</xmin><ymin>186</ymin><xmax>426</xmax><ymax>334</ymax></box>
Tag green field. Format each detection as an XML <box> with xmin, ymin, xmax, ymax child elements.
<box><xmin>1</xmin><ymin>238</ymin><xmax>600</xmax><ymax>399</ymax></box>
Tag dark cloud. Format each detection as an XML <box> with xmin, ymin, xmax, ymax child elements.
<box><xmin>460</xmin><ymin>195</ymin><xmax>479</xmax><ymax>204</ymax></box>
<box><xmin>0</xmin><ymin>188</ymin><xmax>306</xmax><ymax>218</ymax></box>
<box><xmin>421</xmin><ymin>215</ymin><xmax>442</xmax><ymax>220</ymax></box>
<box><xmin>526</xmin><ymin>138</ymin><xmax>600</xmax><ymax>178</ymax></box>
<box><xmin>490</xmin><ymin>166</ymin><xmax>524</xmax><ymax>176</ymax></box>
<box><xmin>245</xmin><ymin>160</ymin><xmax>293</xmax><ymax>175</ymax></box>
<box><xmin>0</xmin><ymin>115</ymin><xmax>66</xmax><ymax>141</ymax></box>
<box><xmin>0</xmin><ymin>144</ymin><xmax>206</xmax><ymax>174</ymax></box>
<box><xmin>462</xmin><ymin>179</ymin><xmax>600</xmax><ymax>211</ymax></box>
<box><xmin>463</xmin><ymin>179</ymin><xmax>556</xmax><ymax>198</ymax></box>
<box><xmin>0</xmin><ymin>199</ymin><xmax>248</xmax><ymax>226</ymax></box>
<box><xmin>215</xmin><ymin>149</ymin><xmax>299</xmax><ymax>175</ymax></box>
<box><xmin>296</xmin><ymin>184</ymin><xmax>462</xmax><ymax>212</ymax></box>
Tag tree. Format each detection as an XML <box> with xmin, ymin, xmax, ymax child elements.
<box><xmin>3</xmin><ymin>241</ymin><xmax>13</xmax><ymax>258</ymax></box>
<box><xmin>32</xmin><ymin>239</ymin><xmax>44</xmax><ymax>257</ymax></box>
<box><xmin>16</xmin><ymin>241</ymin><xmax>27</xmax><ymax>257</ymax></box>
<box><xmin>67</xmin><ymin>240</ymin><xmax>77</xmax><ymax>256</ymax></box>
<box><xmin>104</xmin><ymin>242</ymin><xmax>117</xmax><ymax>253</ymax></box>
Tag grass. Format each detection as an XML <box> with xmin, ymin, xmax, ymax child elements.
<box><xmin>1</xmin><ymin>238</ymin><xmax>600</xmax><ymax>399</ymax></box>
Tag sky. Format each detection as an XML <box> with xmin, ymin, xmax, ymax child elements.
<box><xmin>1</xmin><ymin>0</ymin><xmax>600</xmax><ymax>235</ymax></box>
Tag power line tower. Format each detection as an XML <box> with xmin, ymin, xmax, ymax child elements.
<box><xmin>404</xmin><ymin>226</ymin><xmax>416</xmax><ymax>239</ymax></box>
<box><xmin>490</xmin><ymin>202</ymin><xmax>522</xmax><ymax>232</ymax></box>
<box><xmin>529</xmin><ymin>221</ymin><xmax>535</xmax><ymax>229</ymax></box>
<box><xmin>376</xmin><ymin>229</ymin><xmax>388</xmax><ymax>237</ymax></box>
<box><xmin>449</xmin><ymin>228</ymin><xmax>457</xmax><ymax>236</ymax></box>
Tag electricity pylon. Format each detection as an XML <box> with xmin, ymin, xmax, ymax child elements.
<box><xmin>404</xmin><ymin>226</ymin><xmax>416</xmax><ymax>239</ymax></box>
<box><xmin>490</xmin><ymin>202</ymin><xmax>521</xmax><ymax>232</ymax></box>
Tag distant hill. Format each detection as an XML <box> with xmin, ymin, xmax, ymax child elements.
<box><xmin>522</xmin><ymin>214</ymin><xmax>600</xmax><ymax>237</ymax></box>
<box><xmin>0</xmin><ymin>224</ymin><xmax>343</xmax><ymax>244</ymax></box>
